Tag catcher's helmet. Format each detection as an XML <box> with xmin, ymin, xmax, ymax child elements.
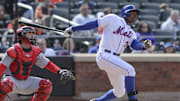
<box><xmin>121</xmin><ymin>4</ymin><xmax>140</xmax><ymax>18</ymax></box>
<box><xmin>16</xmin><ymin>26</ymin><xmax>36</xmax><ymax>45</ymax></box>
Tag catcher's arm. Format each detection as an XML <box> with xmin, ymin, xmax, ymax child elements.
<box><xmin>45</xmin><ymin>62</ymin><xmax>75</xmax><ymax>80</ymax></box>
<box><xmin>0</xmin><ymin>49</ymin><xmax>16</xmax><ymax>80</ymax></box>
<box><xmin>36</xmin><ymin>53</ymin><xmax>75</xmax><ymax>81</ymax></box>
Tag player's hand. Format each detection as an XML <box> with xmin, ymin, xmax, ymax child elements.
<box><xmin>64</xmin><ymin>27</ymin><xmax>73</xmax><ymax>36</ymax></box>
<box><xmin>58</xmin><ymin>69</ymin><xmax>75</xmax><ymax>81</ymax></box>
<box><xmin>143</xmin><ymin>39</ymin><xmax>152</xmax><ymax>49</ymax></box>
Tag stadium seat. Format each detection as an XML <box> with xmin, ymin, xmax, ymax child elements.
<box><xmin>63</xmin><ymin>0</ymin><xmax>78</xmax><ymax>2</ymax></box>
<box><xmin>171</xmin><ymin>0</ymin><xmax>180</xmax><ymax>3</ymax></box>
<box><xmin>106</xmin><ymin>0</ymin><xmax>127</xmax><ymax>3</ymax></box>
<box><xmin>169</xmin><ymin>3</ymin><xmax>180</xmax><ymax>11</ymax></box>
<box><xmin>70</xmin><ymin>8</ymin><xmax>80</xmax><ymax>14</ymax></box>
<box><xmin>92</xmin><ymin>0</ymin><xmax>104</xmax><ymax>3</ymax></box>
<box><xmin>177</xmin><ymin>31</ymin><xmax>180</xmax><ymax>40</ymax></box>
<box><xmin>119</xmin><ymin>2</ymin><xmax>140</xmax><ymax>9</ymax></box>
<box><xmin>50</xmin><ymin>8</ymin><xmax>70</xmax><ymax>19</ymax></box>
<box><xmin>140</xmin><ymin>9</ymin><xmax>160</xmax><ymax>16</ymax></box>
<box><xmin>112</xmin><ymin>9</ymin><xmax>119</xmax><ymax>14</ymax></box>
<box><xmin>97</xmin><ymin>2</ymin><xmax>118</xmax><ymax>9</ymax></box>
<box><xmin>152</xmin><ymin>29</ymin><xmax>173</xmax><ymax>42</ymax></box>
<box><xmin>140</xmin><ymin>20</ymin><xmax>157</xmax><ymax>29</ymax></box>
<box><xmin>55</xmin><ymin>2</ymin><xmax>74</xmax><ymax>9</ymax></box>
<box><xmin>141</xmin><ymin>3</ymin><xmax>160</xmax><ymax>10</ymax></box>
<box><xmin>70</xmin><ymin>14</ymin><xmax>77</xmax><ymax>20</ymax></box>
<box><xmin>149</xmin><ymin>0</ymin><xmax>171</xmax><ymax>3</ymax></box>
<box><xmin>129</xmin><ymin>0</ymin><xmax>149</xmax><ymax>3</ymax></box>
<box><xmin>0</xmin><ymin>0</ymin><xmax>5</xmax><ymax>5</ymax></box>
<box><xmin>139</xmin><ymin>15</ymin><xmax>159</xmax><ymax>24</ymax></box>
<box><xmin>0</xmin><ymin>28</ymin><xmax>7</xmax><ymax>34</ymax></box>
<box><xmin>93</xmin><ymin>8</ymin><xmax>104</xmax><ymax>14</ymax></box>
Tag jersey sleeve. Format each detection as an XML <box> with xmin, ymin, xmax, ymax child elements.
<box><xmin>1</xmin><ymin>53</ymin><xmax>15</xmax><ymax>67</ymax></box>
<box><xmin>35</xmin><ymin>53</ymin><xmax>50</xmax><ymax>69</ymax></box>
<box><xmin>128</xmin><ymin>31</ymin><xmax>137</xmax><ymax>46</ymax></box>
<box><xmin>98</xmin><ymin>14</ymin><xmax>113</xmax><ymax>28</ymax></box>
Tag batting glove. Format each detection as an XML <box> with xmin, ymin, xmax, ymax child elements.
<box><xmin>64</xmin><ymin>27</ymin><xmax>73</xmax><ymax>35</ymax></box>
<box><xmin>143</xmin><ymin>39</ymin><xmax>152</xmax><ymax>49</ymax></box>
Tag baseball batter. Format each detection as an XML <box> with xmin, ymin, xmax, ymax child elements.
<box><xmin>65</xmin><ymin>5</ymin><xmax>151</xmax><ymax>101</ymax></box>
<box><xmin>0</xmin><ymin>26</ymin><xmax>74</xmax><ymax>101</ymax></box>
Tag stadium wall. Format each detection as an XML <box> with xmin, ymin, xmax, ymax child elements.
<box><xmin>73</xmin><ymin>54</ymin><xmax>180</xmax><ymax>96</ymax></box>
<box><xmin>0</xmin><ymin>53</ymin><xmax>180</xmax><ymax>97</ymax></box>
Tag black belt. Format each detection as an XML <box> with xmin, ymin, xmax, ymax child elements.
<box><xmin>104</xmin><ymin>49</ymin><xmax>120</xmax><ymax>56</ymax></box>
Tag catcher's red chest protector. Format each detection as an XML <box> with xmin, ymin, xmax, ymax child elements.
<box><xmin>8</xmin><ymin>43</ymin><xmax>41</xmax><ymax>80</ymax></box>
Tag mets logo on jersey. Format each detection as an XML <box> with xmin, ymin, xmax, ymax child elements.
<box><xmin>113</xmin><ymin>26</ymin><xmax>133</xmax><ymax>38</ymax></box>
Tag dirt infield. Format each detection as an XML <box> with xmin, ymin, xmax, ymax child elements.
<box><xmin>14</xmin><ymin>97</ymin><xmax>88</xmax><ymax>101</ymax></box>
<box><xmin>9</xmin><ymin>92</ymin><xmax>180</xmax><ymax>101</ymax></box>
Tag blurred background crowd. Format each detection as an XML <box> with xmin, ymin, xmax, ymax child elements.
<box><xmin>1</xmin><ymin>0</ymin><xmax>180</xmax><ymax>55</ymax></box>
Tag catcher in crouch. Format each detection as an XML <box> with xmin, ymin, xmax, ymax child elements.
<box><xmin>0</xmin><ymin>26</ymin><xmax>74</xmax><ymax>101</ymax></box>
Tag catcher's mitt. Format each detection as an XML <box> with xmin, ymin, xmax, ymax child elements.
<box><xmin>58</xmin><ymin>69</ymin><xmax>75</xmax><ymax>81</ymax></box>
<box><xmin>143</xmin><ymin>39</ymin><xmax>152</xmax><ymax>49</ymax></box>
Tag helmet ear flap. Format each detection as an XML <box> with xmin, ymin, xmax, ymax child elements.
<box><xmin>123</xmin><ymin>9</ymin><xmax>130</xmax><ymax>17</ymax></box>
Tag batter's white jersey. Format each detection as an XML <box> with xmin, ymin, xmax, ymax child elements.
<box><xmin>96</xmin><ymin>14</ymin><xmax>137</xmax><ymax>98</ymax></box>
<box><xmin>98</xmin><ymin>14</ymin><xmax>137</xmax><ymax>54</ymax></box>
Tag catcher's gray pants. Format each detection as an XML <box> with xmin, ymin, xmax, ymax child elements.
<box><xmin>3</xmin><ymin>76</ymin><xmax>42</xmax><ymax>95</ymax></box>
<box><xmin>96</xmin><ymin>51</ymin><xmax>136</xmax><ymax>98</ymax></box>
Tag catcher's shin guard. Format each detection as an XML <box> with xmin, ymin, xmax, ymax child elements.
<box><xmin>32</xmin><ymin>79</ymin><xmax>52</xmax><ymax>101</ymax></box>
<box><xmin>0</xmin><ymin>78</ymin><xmax>14</xmax><ymax>101</ymax></box>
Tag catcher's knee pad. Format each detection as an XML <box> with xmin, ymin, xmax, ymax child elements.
<box><xmin>114</xmin><ymin>88</ymin><xmax>125</xmax><ymax>98</ymax></box>
<box><xmin>0</xmin><ymin>78</ymin><xmax>14</xmax><ymax>100</ymax></box>
<box><xmin>33</xmin><ymin>79</ymin><xmax>52</xmax><ymax>101</ymax></box>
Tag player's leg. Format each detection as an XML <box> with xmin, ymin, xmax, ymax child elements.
<box><xmin>31</xmin><ymin>78</ymin><xmax>52</xmax><ymax>101</ymax></box>
<box><xmin>94</xmin><ymin>54</ymin><xmax>126</xmax><ymax>101</ymax></box>
<box><xmin>0</xmin><ymin>77</ymin><xmax>14</xmax><ymax>101</ymax></box>
<box><xmin>95</xmin><ymin>70</ymin><xmax>125</xmax><ymax>101</ymax></box>
<box><xmin>96</xmin><ymin>53</ymin><xmax>137</xmax><ymax>101</ymax></box>
<box><xmin>105</xmin><ymin>70</ymin><xmax>137</xmax><ymax>101</ymax></box>
<box><xmin>92</xmin><ymin>89</ymin><xmax>116</xmax><ymax>101</ymax></box>
<box><xmin>125</xmin><ymin>76</ymin><xmax>137</xmax><ymax>101</ymax></box>
<box><xmin>109</xmin><ymin>56</ymin><xmax>137</xmax><ymax>101</ymax></box>
<box><xmin>11</xmin><ymin>76</ymin><xmax>52</xmax><ymax>101</ymax></box>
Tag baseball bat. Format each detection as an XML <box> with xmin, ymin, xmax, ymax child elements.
<box><xmin>18</xmin><ymin>20</ymin><xmax>65</xmax><ymax>36</ymax></box>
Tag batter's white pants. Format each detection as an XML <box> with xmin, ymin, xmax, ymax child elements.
<box><xmin>3</xmin><ymin>76</ymin><xmax>42</xmax><ymax>95</ymax></box>
<box><xmin>96</xmin><ymin>51</ymin><xmax>136</xmax><ymax>98</ymax></box>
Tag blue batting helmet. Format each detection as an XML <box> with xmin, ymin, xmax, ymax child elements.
<box><xmin>121</xmin><ymin>4</ymin><xmax>140</xmax><ymax>18</ymax></box>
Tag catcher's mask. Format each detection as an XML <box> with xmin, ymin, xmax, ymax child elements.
<box><xmin>121</xmin><ymin>4</ymin><xmax>140</xmax><ymax>18</ymax></box>
<box><xmin>16</xmin><ymin>26</ymin><xmax>36</xmax><ymax>45</ymax></box>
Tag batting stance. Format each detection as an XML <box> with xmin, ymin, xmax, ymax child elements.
<box><xmin>0</xmin><ymin>26</ymin><xmax>74</xmax><ymax>101</ymax></box>
<box><xmin>65</xmin><ymin>5</ymin><xmax>151</xmax><ymax>101</ymax></box>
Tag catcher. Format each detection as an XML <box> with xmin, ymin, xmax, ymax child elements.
<box><xmin>0</xmin><ymin>26</ymin><xmax>74</xmax><ymax>101</ymax></box>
